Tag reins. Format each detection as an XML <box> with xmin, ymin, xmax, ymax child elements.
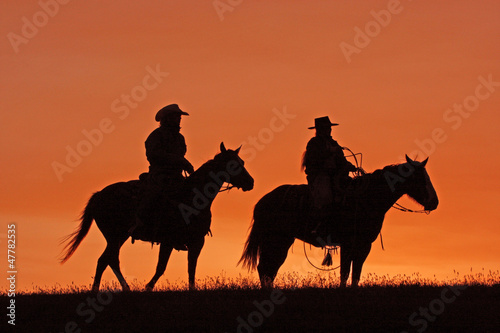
<box><xmin>392</xmin><ymin>202</ymin><xmax>431</xmax><ymax>214</ymax></box>
<box><xmin>383</xmin><ymin>201</ymin><xmax>431</xmax><ymax>251</ymax></box>
<box><xmin>303</xmin><ymin>149</ymin><xmax>430</xmax><ymax>271</ymax></box>
<box><xmin>183</xmin><ymin>164</ymin><xmax>236</xmax><ymax>193</ymax></box>
<box><xmin>342</xmin><ymin>151</ymin><xmax>432</xmax><ymax>215</ymax></box>
<box><xmin>218</xmin><ymin>184</ymin><xmax>235</xmax><ymax>192</ymax></box>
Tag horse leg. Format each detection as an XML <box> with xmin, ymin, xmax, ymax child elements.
<box><xmin>340</xmin><ymin>244</ymin><xmax>353</xmax><ymax>288</ymax></box>
<box><xmin>351</xmin><ymin>243</ymin><xmax>372</xmax><ymax>287</ymax></box>
<box><xmin>92</xmin><ymin>237</ymin><xmax>128</xmax><ymax>292</ymax></box>
<box><xmin>257</xmin><ymin>236</ymin><xmax>294</xmax><ymax>289</ymax></box>
<box><xmin>188</xmin><ymin>237</ymin><xmax>205</xmax><ymax>290</ymax></box>
<box><xmin>145</xmin><ymin>243</ymin><xmax>174</xmax><ymax>291</ymax></box>
<box><xmin>109</xmin><ymin>238</ymin><xmax>131</xmax><ymax>292</ymax></box>
<box><xmin>92</xmin><ymin>253</ymin><xmax>108</xmax><ymax>292</ymax></box>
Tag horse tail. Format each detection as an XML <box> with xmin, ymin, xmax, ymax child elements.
<box><xmin>238</xmin><ymin>200</ymin><xmax>269</xmax><ymax>271</ymax></box>
<box><xmin>238</xmin><ymin>219</ymin><xmax>260</xmax><ymax>271</ymax></box>
<box><xmin>59</xmin><ymin>193</ymin><xmax>97</xmax><ymax>264</ymax></box>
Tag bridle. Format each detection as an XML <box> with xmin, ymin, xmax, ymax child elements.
<box><xmin>392</xmin><ymin>202</ymin><xmax>431</xmax><ymax>214</ymax></box>
<box><xmin>304</xmin><ymin>148</ymin><xmax>432</xmax><ymax>271</ymax></box>
<box><xmin>218</xmin><ymin>184</ymin><xmax>235</xmax><ymax>192</ymax></box>
<box><xmin>182</xmin><ymin>157</ymin><xmax>241</xmax><ymax>193</ymax></box>
<box><xmin>343</xmin><ymin>147</ymin><xmax>432</xmax><ymax>215</ymax></box>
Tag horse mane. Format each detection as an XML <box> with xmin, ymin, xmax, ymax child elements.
<box><xmin>185</xmin><ymin>150</ymin><xmax>226</xmax><ymax>185</ymax></box>
<box><xmin>365</xmin><ymin>164</ymin><xmax>399</xmax><ymax>177</ymax></box>
<box><xmin>349</xmin><ymin>163</ymin><xmax>401</xmax><ymax>191</ymax></box>
<box><xmin>185</xmin><ymin>157</ymin><xmax>216</xmax><ymax>185</ymax></box>
<box><xmin>352</xmin><ymin>164</ymin><xmax>397</xmax><ymax>178</ymax></box>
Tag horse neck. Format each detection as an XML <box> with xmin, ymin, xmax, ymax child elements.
<box><xmin>363</xmin><ymin>165</ymin><xmax>407</xmax><ymax>214</ymax></box>
<box><xmin>185</xmin><ymin>159</ymin><xmax>224</xmax><ymax>210</ymax></box>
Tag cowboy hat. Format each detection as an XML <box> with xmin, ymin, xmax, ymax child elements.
<box><xmin>155</xmin><ymin>104</ymin><xmax>189</xmax><ymax>121</ymax></box>
<box><xmin>308</xmin><ymin>116</ymin><xmax>339</xmax><ymax>129</ymax></box>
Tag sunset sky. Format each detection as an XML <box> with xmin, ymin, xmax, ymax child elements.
<box><xmin>1</xmin><ymin>1</ymin><xmax>499</xmax><ymax>291</ymax></box>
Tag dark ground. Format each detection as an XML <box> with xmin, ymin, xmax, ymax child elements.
<box><xmin>2</xmin><ymin>284</ymin><xmax>500</xmax><ymax>333</ymax></box>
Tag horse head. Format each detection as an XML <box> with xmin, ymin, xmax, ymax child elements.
<box><xmin>402</xmin><ymin>155</ymin><xmax>439</xmax><ymax>211</ymax></box>
<box><xmin>213</xmin><ymin>142</ymin><xmax>254</xmax><ymax>192</ymax></box>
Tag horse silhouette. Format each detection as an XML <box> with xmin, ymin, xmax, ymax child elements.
<box><xmin>61</xmin><ymin>143</ymin><xmax>254</xmax><ymax>291</ymax></box>
<box><xmin>239</xmin><ymin>155</ymin><xmax>438</xmax><ymax>288</ymax></box>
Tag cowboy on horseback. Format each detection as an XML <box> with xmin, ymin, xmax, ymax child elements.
<box><xmin>146</xmin><ymin>104</ymin><xmax>194</xmax><ymax>182</ymax></box>
<box><xmin>302</xmin><ymin>116</ymin><xmax>356</xmax><ymax>232</ymax></box>
<box><xmin>130</xmin><ymin>104</ymin><xmax>194</xmax><ymax>249</ymax></box>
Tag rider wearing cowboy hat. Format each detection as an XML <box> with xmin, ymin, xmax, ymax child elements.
<box><xmin>146</xmin><ymin>104</ymin><xmax>194</xmax><ymax>179</ymax></box>
<box><xmin>302</xmin><ymin>116</ymin><xmax>356</xmax><ymax>232</ymax></box>
<box><xmin>131</xmin><ymin>104</ymin><xmax>194</xmax><ymax>249</ymax></box>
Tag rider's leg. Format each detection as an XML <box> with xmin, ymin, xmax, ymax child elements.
<box><xmin>129</xmin><ymin>179</ymin><xmax>161</xmax><ymax>236</ymax></box>
<box><xmin>309</xmin><ymin>174</ymin><xmax>334</xmax><ymax>234</ymax></box>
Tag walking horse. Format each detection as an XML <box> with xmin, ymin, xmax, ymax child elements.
<box><xmin>239</xmin><ymin>156</ymin><xmax>438</xmax><ymax>288</ymax></box>
<box><xmin>61</xmin><ymin>143</ymin><xmax>254</xmax><ymax>291</ymax></box>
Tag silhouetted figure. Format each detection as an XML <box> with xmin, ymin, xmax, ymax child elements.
<box><xmin>240</xmin><ymin>156</ymin><xmax>438</xmax><ymax>288</ymax></box>
<box><xmin>60</xmin><ymin>142</ymin><xmax>254</xmax><ymax>292</ymax></box>
<box><xmin>131</xmin><ymin>104</ymin><xmax>194</xmax><ymax>249</ymax></box>
<box><xmin>146</xmin><ymin>103</ymin><xmax>194</xmax><ymax>181</ymax></box>
<box><xmin>302</xmin><ymin>116</ymin><xmax>356</xmax><ymax>231</ymax></box>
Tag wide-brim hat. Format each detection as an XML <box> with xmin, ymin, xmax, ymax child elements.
<box><xmin>155</xmin><ymin>104</ymin><xmax>189</xmax><ymax>121</ymax></box>
<box><xmin>308</xmin><ymin>116</ymin><xmax>339</xmax><ymax>129</ymax></box>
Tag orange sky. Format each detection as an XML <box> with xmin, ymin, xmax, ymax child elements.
<box><xmin>1</xmin><ymin>1</ymin><xmax>499</xmax><ymax>291</ymax></box>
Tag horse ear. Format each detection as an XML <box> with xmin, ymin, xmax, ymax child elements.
<box><xmin>421</xmin><ymin>157</ymin><xmax>429</xmax><ymax>167</ymax></box>
<box><xmin>235</xmin><ymin>145</ymin><xmax>241</xmax><ymax>154</ymax></box>
<box><xmin>405</xmin><ymin>155</ymin><xmax>413</xmax><ymax>164</ymax></box>
<box><xmin>220</xmin><ymin>142</ymin><xmax>226</xmax><ymax>153</ymax></box>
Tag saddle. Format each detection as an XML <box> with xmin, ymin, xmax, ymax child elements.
<box><xmin>125</xmin><ymin>173</ymin><xmax>189</xmax><ymax>250</ymax></box>
<box><xmin>292</xmin><ymin>184</ymin><xmax>355</xmax><ymax>243</ymax></box>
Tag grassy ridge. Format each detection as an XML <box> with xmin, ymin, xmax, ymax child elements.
<box><xmin>3</xmin><ymin>271</ymin><xmax>500</xmax><ymax>332</ymax></box>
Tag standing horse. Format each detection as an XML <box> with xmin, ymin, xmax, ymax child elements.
<box><xmin>239</xmin><ymin>155</ymin><xmax>438</xmax><ymax>288</ymax></box>
<box><xmin>61</xmin><ymin>143</ymin><xmax>254</xmax><ymax>291</ymax></box>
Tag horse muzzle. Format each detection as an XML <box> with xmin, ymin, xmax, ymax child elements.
<box><xmin>424</xmin><ymin>197</ymin><xmax>439</xmax><ymax>211</ymax></box>
<box><xmin>241</xmin><ymin>179</ymin><xmax>254</xmax><ymax>192</ymax></box>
